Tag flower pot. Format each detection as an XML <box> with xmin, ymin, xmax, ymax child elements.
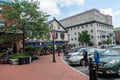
<box><xmin>9</xmin><ymin>59</ymin><xmax>19</xmax><ymax>65</ymax></box>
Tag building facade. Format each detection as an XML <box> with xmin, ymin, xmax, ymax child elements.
<box><xmin>60</xmin><ymin>9</ymin><xmax>115</xmax><ymax>48</ymax></box>
<box><xmin>0</xmin><ymin>0</ymin><xmax>22</xmax><ymax>52</ymax></box>
<box><xmin>48</xmin><ymin>18</ymin><xmax>68</xmax><ymax>46</ymax></box>
<box><xmin>114</xmin><ymin>27</ymin><xmax>120</xmax><ymax>45</ymax></box>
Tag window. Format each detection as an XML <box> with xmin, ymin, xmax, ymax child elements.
<box><xmin>74</xmin><ymin>32</ymin><xmax>76</xmax><ymax>35</ymax></box>
<box><xmin>91</xmin><ymin>30</ymin><xmax>93</xmax><ymax>33</ymax></box>
<box><xmin>90</xmin><ymin>23</ymin><xmax>93</xmax><ymax>26</ymax></box>
<box><xmin>75</xmin><ymin>38</ymin><xmax>77</xmax><ymax>40</ymax></box>
<box><xmin>0</xmin><ymin>22</ymin><xmax>4</xmax><ymax>27</ymax></box>
<box><xmin>68</xmin><ymin>34</ymin><xmax>70</xmax><ymax>36</ymax></box>
<box><xmin>56</xmin><ymin>32</ymin><xmax>58</xmax><ymax>39</ymax></box>
<box><xmin>60</xmin><ymin>33</ymin><xmax>64</xmax><ymax>39</ymax></box>
<box><xmin>91</xmin><ymin>36</ymin><xmax>93</xmax><ymax>39</ymax></box>
<box><xmin>0</xmin><ymin>7</ymin><xmax>2</xmax><ymax>15</ymax></box>
<box><xmin>74</xmin><ymin>27</ymin><xmax>76</xmax><ymax>30</ymax></box>
<box><xmin>81</xmin><ymin>25</ymin><xmax>84</xmax><ymax>28</ymax></box>
<box><xmin>58</xmin><ymin>24</ymin><xmax>60</xmax><ymax>29</ymax></box>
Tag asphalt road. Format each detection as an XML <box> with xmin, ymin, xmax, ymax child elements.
<box><xmin>63</xmin><ymin>56</ymin><xmax>120</xmax><ymax>80</ymax></box>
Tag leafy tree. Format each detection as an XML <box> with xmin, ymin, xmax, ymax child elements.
<box><xmin>1</xmin><ymin>0</ymin><xmax>50</xmax><ymax>51</ymax></box>
<box><xmin>103</xmin><ymin>38</ymin><xmax>112</xmax><ymax>47</ymax></box>
<box><xmin>78</xmin><ymin>30</ymin><xmax>90</xmax><ymax>46</ymax></box>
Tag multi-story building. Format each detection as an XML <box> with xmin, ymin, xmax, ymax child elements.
<box><xmin>0</xmin><ymin>0</ymin><xmax>22</xmax><ymax>53</ymax></box>
<box><xmin>114</xmin><ymin>27</ymin><xmax>120</xmax><ymax>45</ymax></box>
<box><xmin>60</xmin><ymin>9</ymin><xmax>115</xmax><ymax>48</ymax></box>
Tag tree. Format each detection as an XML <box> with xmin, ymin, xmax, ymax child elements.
<box><xmin>78</xmin><ymin>30</ymin><xmax>90</xmax><ymax>46</ymax></box>
<box><xmin>103</xmin><ymin>38</ymin><xmax>112</xmax><ymax>47</ymax></box>
<box><xmin>1</xmin><ymin>0</ymin><xmax>50</xmax><ymax>51</ymax></box>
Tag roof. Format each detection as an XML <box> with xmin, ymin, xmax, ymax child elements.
<box><xmin>113</xmin><ymin>27</ymin><xmax>120</xmax><ymax>31</ymax></box>
<box><xmin>47</xmin><ymin>18</ymin><xmax>68</xmax><ymax>33</ymax></box>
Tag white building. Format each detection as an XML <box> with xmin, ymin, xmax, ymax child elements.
<box><xmin>59</xmin><ymin>9</ymin><xmax>115</xmax><ymax>48</ymax></box>
<box><xmin>47</xmin><ymin>18</ymin><xmax>68</xmax><ymax>45</ymax></box>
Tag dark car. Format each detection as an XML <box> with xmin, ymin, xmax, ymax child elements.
<box><xmin>97</xmin><ymin>46</ymin><xmax>120</xmax><ymax>76</ymax></box>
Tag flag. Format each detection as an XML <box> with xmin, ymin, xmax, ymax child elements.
<box><xmin>52</xmin><ymin>31</ymin><xmax>56</xmax><ymax>39</ymax></box>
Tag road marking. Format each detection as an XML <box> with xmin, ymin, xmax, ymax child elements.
<box><xmin>61</xmin><ymin>56</ymin><xmax>89</xmax><ymax>78</ymax></box>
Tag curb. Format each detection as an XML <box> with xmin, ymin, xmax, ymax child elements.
<box><xmin>61</xmin><ymin>56</ymin><xmax>89</xmax><ymax>78</ymax></box>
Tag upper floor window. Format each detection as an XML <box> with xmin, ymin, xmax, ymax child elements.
<box><xmin>91</xmin><ymin>30</ymin><xmax>93</xmax><ymax>33</ymax></box>
<box><xmin>74</xmin><ymin>32</ymin><xmax>76</xmax><ymax>35</ymax></box>
<box><xmin>58</xmin><ymin>24</ymin><xmax>60</xmax><ymax>29</ymax></box>
<box><xmin>75</xmin><ymin>37</ymin><xmax>77</xmax><ymax>40</ymax></box>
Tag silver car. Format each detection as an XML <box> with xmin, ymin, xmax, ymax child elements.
<box><xmin>68</xmin><ymin>48</ymin><xmax>105</xmax><ymax>66</ymax></box>
<box><xmin>66</xmin><ymin>47</ymin><xmax>89</xmax><ymax>60</ymax></box>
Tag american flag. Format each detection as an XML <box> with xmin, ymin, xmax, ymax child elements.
<box><xmin>52</xmin><ymin>31</ymin><xmax>56</xmax><ymax>39</ymax></box>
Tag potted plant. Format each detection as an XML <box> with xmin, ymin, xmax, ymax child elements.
<box><xmin>9</xmin><ymin>52</ymin><xmax>31</xmax><ymax>65</ymax></box>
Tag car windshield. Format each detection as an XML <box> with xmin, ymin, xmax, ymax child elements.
<box><xmin>72</xmin><ymin>47</ymin><xmax>84</xmax><ymax>52</ymax></box>
<box><xmin>101</xmin><ymin>48</ymin><xmax>120</xmax><ymax>56</ymax></box>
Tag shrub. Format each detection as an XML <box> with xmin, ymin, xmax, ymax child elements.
<box><xmin>10</xmin><ymin>52</ymin><xmax>30</xmax><ymax>59</ymax></box>
<box><xmin>25</xmin><ymin>46</ymin><xmax>38</xmax><ymax>52</ymax></box>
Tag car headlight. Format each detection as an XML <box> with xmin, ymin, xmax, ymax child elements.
<box><xmin>104</xmin><ymin>60</ymin><xmax>115</xmax><ymax>66</ymax></box>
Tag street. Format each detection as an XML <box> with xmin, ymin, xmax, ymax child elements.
<box><xmin>63</xmin><ymin>56</ymin><xmax>120</xmax><ymax>80</ymax></box>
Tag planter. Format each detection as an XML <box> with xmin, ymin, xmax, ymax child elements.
<box><xmin>19</xmin><ymin>56</ymin><xmax>31</xmax><ymax>65</ymax></box>
<box><xmin>9</xmin><ymin>59</ymin><xmax>19</xmax><ymax>65</ymax></box>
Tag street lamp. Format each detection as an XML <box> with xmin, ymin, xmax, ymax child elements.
<box><xmin>52</xmin><ymin>30</ymin><xmax>56</xmax><ymax>63</ymax></box>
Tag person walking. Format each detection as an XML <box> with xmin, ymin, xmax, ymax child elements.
<box><xmin>83</xmin><ymin>50</ymin><xmax>88</xmax><ymax>67</ymax></box>
<box><xmin>57</xmin><ymin>49</ymin><xmax>61</xmax><ymax>56</ymax></box>
<box><xmin>94</xmin><ymin>50</ymin><xmax>100</xmax><ymax>70</ymax></box>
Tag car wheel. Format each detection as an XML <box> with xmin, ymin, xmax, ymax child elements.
<box><xmin>80</xmin><ymin>59</ymin><xmax>85</xmax><ymax>66</ymax></box>
<box><xmin>117</xmin><ymin>65</ymin><xmax>120</xmax><ymax>76</ymax></box>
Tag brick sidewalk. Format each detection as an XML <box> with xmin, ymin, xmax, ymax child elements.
<box><xmin>0</xmin><ymin>53</ymin><xmax>89</xmax><ymax>80</ymax></box>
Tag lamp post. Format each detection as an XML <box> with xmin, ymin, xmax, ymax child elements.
<box><xmin>52</xmin><ymin>30</ymin><xmax>56</xmax><ymax>63</ymax></box>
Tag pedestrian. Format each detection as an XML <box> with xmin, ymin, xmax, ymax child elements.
<box><xmin>58</xmin><ymin>49</ymin><xmax>61</xmax><ymax>56</ymax></box>
<box><xmin>83</xmin><ymin>50</ymin><xmax>88</xmax><ymax>67</ymax></box>
<box><xmin>94</xmin><ymin>50</ymin><xmax>100</xmax><ymax>70</ymax></box>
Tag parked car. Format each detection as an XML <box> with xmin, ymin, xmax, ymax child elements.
<box><xmin>68</xmin><ymin>48</ymin><xmax>105</xmax><ymax>66</ymax></box>
<box><xmin>66</xmin><ymin>47</ymin><xmax>87</xmax><ymax>60</ymax></box>
<box><xmin>97</xmin><ymin>46</ymin><xmax>120</xmax><ymax>76</ymax></box>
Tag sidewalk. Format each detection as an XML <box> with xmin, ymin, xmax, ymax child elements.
<box><xmin>0</xmin><ymin>53</ymin><xmax>89</xmax><ymax>80</ymax></box>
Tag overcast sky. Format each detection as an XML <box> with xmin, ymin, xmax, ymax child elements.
<box><xmin>38</xmin><ymin>0</ymin><xmax>120</xmax><ymax>28</ymax></box>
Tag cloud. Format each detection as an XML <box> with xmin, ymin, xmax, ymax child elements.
<box><xmin>99</xmin><ymin>8</ymin><xmax>113</xmax><ymax>16</ymax></box>
<box><xmin>37</xmin><ymin>0</ymin><xmax>85</xmax><ymax>18</ymax></box>
<box><xmin>39</xmin><ymin>0</ymin><xmax>61</xmax><ymax>17</ymax></box>
<box><xmin>55</xmin><ymin>0</ymin><xmax>85</xmax><ymax>7</ymax></box>
<box><xmin>100</xmin><ymin>8</ymin><xmax>120</xmax><ymax>16</ymax></box>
